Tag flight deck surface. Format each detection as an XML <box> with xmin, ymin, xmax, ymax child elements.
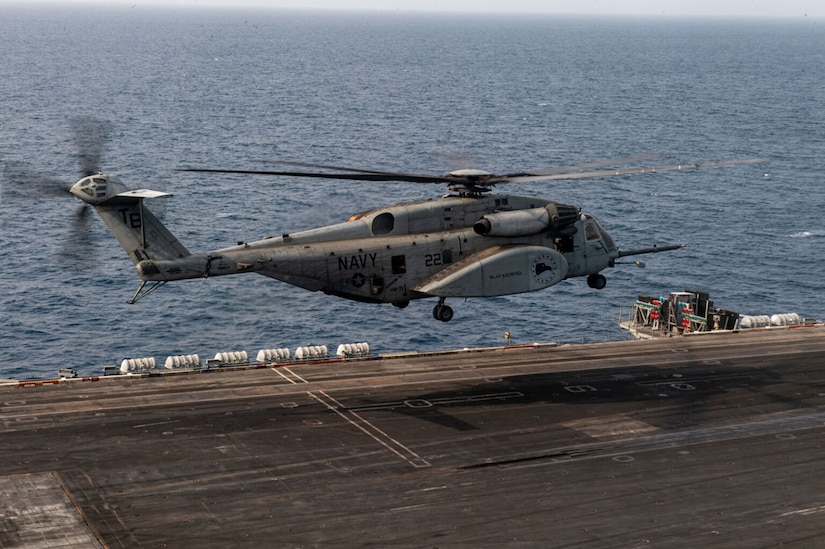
<box><xmin>3</xmin><ymin>327</ymin><xmax>825</xmax><ymax>547</ymax></box>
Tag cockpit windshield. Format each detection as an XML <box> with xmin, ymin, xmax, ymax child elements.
<box><xmin>583</xmin><ymin>216</ymin><xmax>616</xmax><ymax>249</ymax></box>
<box><xmin>595</xmin><ymin>220</ymin><xmax>616</xmax><ymax>249</ymax></box>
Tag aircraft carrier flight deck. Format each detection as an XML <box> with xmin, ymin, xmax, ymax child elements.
<box><xmin>3</xmin><ymin>326</ymin><xmax>825</xmax><ymax>547</ymax></box>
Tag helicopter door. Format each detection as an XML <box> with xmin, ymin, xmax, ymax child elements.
<box><xmin>385</xmin><ymin>254</ymin><xmax>410</xmax><ymax>303</ymax></box>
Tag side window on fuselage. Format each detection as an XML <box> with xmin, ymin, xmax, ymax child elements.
<box><xmin>391</xmin><ymin>255</ymin><xmax>406</xmax><ymax>274</ymax></box>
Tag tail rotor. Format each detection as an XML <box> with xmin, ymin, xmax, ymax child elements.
<box><xmin>70</xmin><ymin>116</ymin><xmax>111</xmax><ymax>178</ymax></box>
<box><xmin>1</xmin><ymin>116</ymin><xmax>113</xmax><ymax>267</ymax></box>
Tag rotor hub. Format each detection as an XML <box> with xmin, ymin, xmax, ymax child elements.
<box><xmin>446</xmin><ymin>168</ymin><xmax>493</xmax><ymax>178</ymax></box>
<box><xmin>70</xmin><ymin>173</ymin><xmax>127</xmax><ymax>205</ymax></box>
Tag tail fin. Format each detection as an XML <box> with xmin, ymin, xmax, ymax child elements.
<box><xmin>69</xmin><ymin>173</ymin><xmax>189</xmax><ymax>263</ymax></box>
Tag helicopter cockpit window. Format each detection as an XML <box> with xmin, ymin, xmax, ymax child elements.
<box><xmin>584</xmin><ymin>220</ymin><xmax>601</xmax><ymax>241</ymax></box>
<box><xmin>595</xmin><ymin>220</ymin><xmax>616</xmax><ymax>249</ymax></box>
<box><xmin>371</xmin><ymin>212</ymin><xmax>394</xmax><ymax>235</ymax></box>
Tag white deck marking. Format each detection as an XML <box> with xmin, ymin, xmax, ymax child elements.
<box><xmin>273</xmin><ymin>366</ymin><xmax>430</xmax><ymax>467</ymax></box>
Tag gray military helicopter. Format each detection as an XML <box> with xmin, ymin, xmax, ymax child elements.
<box><xmin>55</xmin><ymin>124</ymin><xmax>765</xmax><ymax>321</ymax></box>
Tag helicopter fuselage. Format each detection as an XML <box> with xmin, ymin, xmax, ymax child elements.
<box><xmin>70</xmin><ymin>172</ymin><xmax>681</xmax><ymax>320</ymax></box>
<box><xmin>134</xmin><ymin>193</ymin><xmax>618</xmax><ymax>306</ymax></box>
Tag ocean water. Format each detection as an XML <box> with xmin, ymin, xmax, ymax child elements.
<box><xmin>1</xmin><ymin>6</ymin><xmax>824</xmax><ymax>379</ymax></box>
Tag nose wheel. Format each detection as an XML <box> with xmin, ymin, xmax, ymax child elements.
<box><xmin>587</xmin><ymin>273</ymin><xmax>607</xmax><ymax>290</ymax></box>
<box><xmin>432</xmin><ymin>298</ymin><xmax>454</xmax><ymax>322</ymax></box>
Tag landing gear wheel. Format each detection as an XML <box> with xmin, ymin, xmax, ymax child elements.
<box><xmin>587</xmin><ymin>273</ymin><xmax>607</xmax><ymax>290</ymax></box>
<box><xmin>432</xmin><ymin>299</ymin><xmax>454</xmax><ymax>322</ymax></box>
<box><xmin>437</xmin><ymin>305</ymin><xmax>454</xmax><ymax>322</ymax></box>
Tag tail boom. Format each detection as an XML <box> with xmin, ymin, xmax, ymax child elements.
<box><xmin>70</xmin><ymin>173</ymin><xmax>189</xmax><ymax>263</ymax></box>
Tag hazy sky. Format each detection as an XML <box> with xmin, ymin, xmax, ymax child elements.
<box><xmin>6</xmin><ymin>0</ymin><xmax>824</xmax><ymax>18</ymax></box>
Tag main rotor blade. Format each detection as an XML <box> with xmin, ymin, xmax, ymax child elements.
<box><xmin>69</xmin><ymin>116</ymin><xmax>111</xmax><ymax>177</ymax></box>
<box><xmin>177</xmin><ymin>156</ymin><xmax>770</xmax><ymax>187</ymax></box>
<box><xmin>175</xmin><ymin>166</ymin><xmax>458</xmax><ymax>184</ymax></box>
<box><xmin>508</xmin><ymin>153</ymin><xmax>663</xmax><ymax>177</ymax></box>
<box><xmin>252</xmin><ymin>154</ymin><xmax>663</xmax><ymax>179</ymax></box>
<box><xmin>59</xmin><ymin>203</ymin><xmax>97</xmax><ymax>271</ymax></box>
<box><xmin>248</xmin><ymin>158</ymin><xmax>403</xmax><ymax>175</ymax></box>
<box><xmin>1</xmin><ymin>162</ymin><xmax>71</xmax><ymax>201</ymax></box>
<box><xmin>247</xmin><ymin>158</ymin><xmax>457</xmax><ymax>181</ymax></box>
<box><xmin>504</xmin><ymin>158</ymin><xmax>771</xmax><ymax>184</ymax></box>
